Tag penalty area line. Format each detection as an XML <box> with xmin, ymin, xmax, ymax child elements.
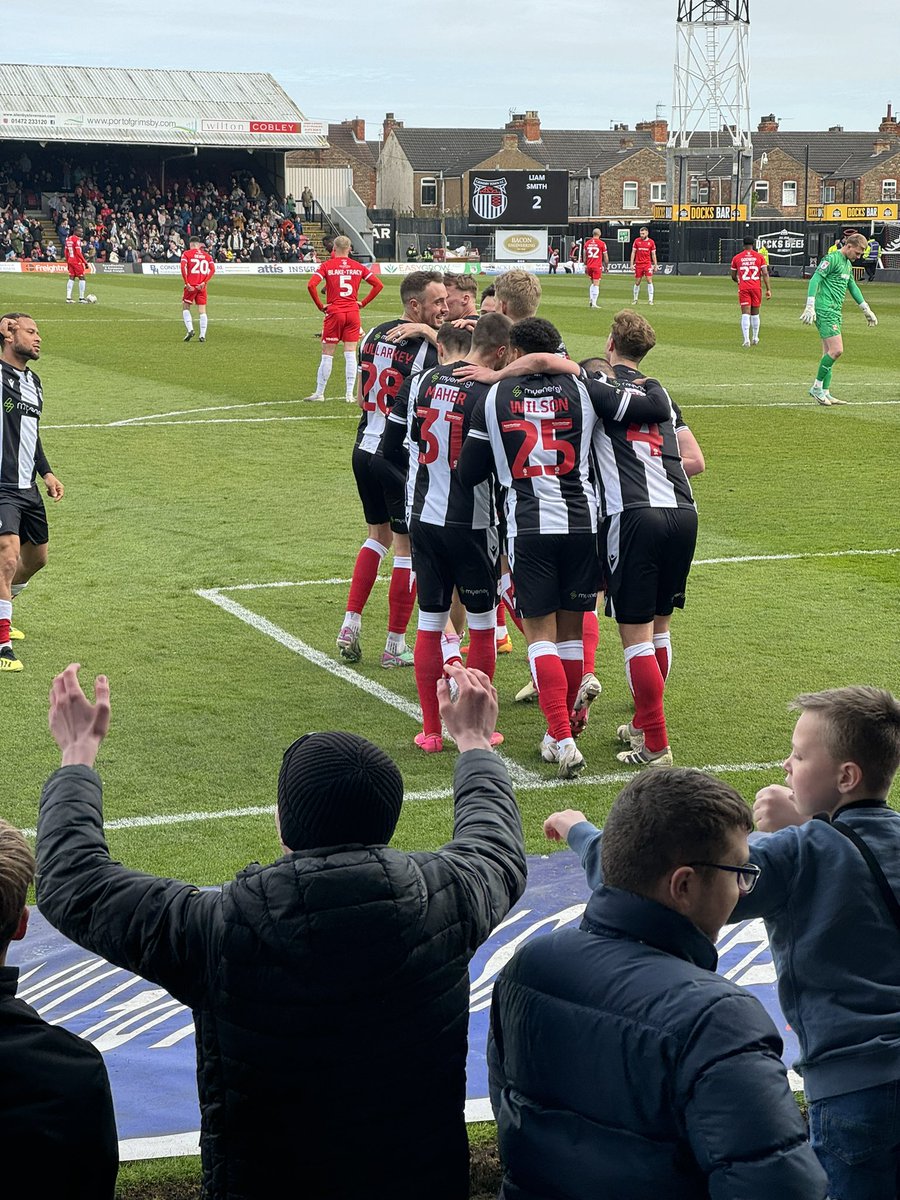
<box><xmin>18</xmin><ymin>759</ymin><xmax>784</xmax><ymax>840</ymax></box>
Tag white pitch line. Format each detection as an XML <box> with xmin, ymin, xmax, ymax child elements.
<box><xmin>210</xmin><ymin>547</ymin><xmax>900</xmax><ymax>594</ymax></box>
<box><xmin>196</xmin><ymin>588</ymin><xmax>540</xmax><ymax>788</ymax></box>
<box><xmin>110</xmin><ymin>397</ymin><xmax>320</xmax><ymax>424</ymax></box>
<box><xmin>42</xmin><ymin>414</ymin><xmax>354</xmax><ymax>431</ymax></box>
<box><xmin>18</xmin><ymin>760</ymin><xmax>784</xmax><ymax>840</ymax></box>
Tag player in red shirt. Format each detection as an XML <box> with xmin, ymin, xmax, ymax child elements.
<box><xmin>64</xmin><ymin>227</ymin><xmax>88</xmax><ymax>304</ymax></box>
<box><xmin>730</xmin><ymin>235</ymin><xmax>772</xmax><ymax>346</ymax></box>
<box><xmin>305</xmin><ymin>235</ymin><xmax>384</xmax><ymax>402</ymax></box>
<box><xmin>180</xmin><ymin>237</ymin><xmax>216</xmax><ymax>343</ymax></box>
<box><xmin>630</xmin><ymin>226</ymin><xmax>658</xmax><ymax>305</ymax></box>
<box><xmin>583</xmin><ymin>228</ymin><xmax>609</xmax><ymax>309</ymax></box>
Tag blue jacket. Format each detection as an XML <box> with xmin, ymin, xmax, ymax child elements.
<box><xmin>488</xmin><ymin>882</ymin><xmax>826</xmax><ymax>1199</ymax></box>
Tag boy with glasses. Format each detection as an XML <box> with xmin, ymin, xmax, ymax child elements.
<box><xmin>488</xmin><ymin>768</ymin><xmax>826</xmax><ymax>1198</ymax></box>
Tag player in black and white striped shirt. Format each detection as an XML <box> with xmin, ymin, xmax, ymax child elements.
<box><xmin>336</xmin><ymin>271</ymin><xmax>448</xmax><ymax>668</ymax></box>
<box><xmin>459</xmin><ymin>317</ymin><xmax>670</xmax><ymax>779</ymax></box>
<box><xmin>0</xmin><ymin>313</ymin><xmax>65</xmax><ymax>673</ymax></box>
<box><xmin>383</xmin><ymin>314</ymin><xmax>512</xmax><ymax>752</ymax></box>
<box><xmin>589</xmin><ymin>311</ymin><xmax>700</xmax><ymax>768</ymax></box>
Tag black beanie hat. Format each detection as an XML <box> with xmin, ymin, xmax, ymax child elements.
<box><xmin>277</xmin><ymin>732</ymin><xmax>404</xmax><ymax>851</ymax></box>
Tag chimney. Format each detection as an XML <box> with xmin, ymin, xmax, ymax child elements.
<box><xmin>757</xmin><ymin>113</ymin><xmax>779</xmax><ymax>132</ymax></box>
<box><xmin>501</xmin><ymin>132</ymin><xmax>518</xmax><ymax>152</ymax></box>
<box><xmin>636</xmin><ymin>118</ymin><xmax>669</xmax><ymax>143</ymax></box>
<box><xmin>505</xmin><ymin>112</ymin><xmax>525</xmax><ymax>131</ymax></box>
<box><xmin>349</xmin><ymin>117</ymin><xmax>365</xmax><ymax>142</ymax></box>
<box><xmin>879</xmin><ymin>103</ymin><xmax>900</xmax><ymax>135</ymax></box>
<box><xmin>619</xmin><ymin>136</ymin><xmax>634</xmax><ymax>149</ymax></box>
<box><xmin>523</xmin><ymin>109</ymin><xmax>541</xmax><ymax>142</ymax></box>
<box><xmin>873</xmin><ymin>137</ymin><xmax>892</xmax><ymax>154</ymax></box>
<box><xmin>828</xmin><ymin>124</ymin><xmax>844</xmax><ymax>133</ymax></box>
<box><xmin>612</xmin><ymin>122</ymin><xmax>629</xmax><ymax>132</ymax></box>
<box><xmin>383</xmin><ymin>112</ymin><xmax>403</xmax><ymax>142</ymax></box>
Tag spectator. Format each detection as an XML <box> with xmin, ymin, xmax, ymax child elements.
<box><xmin>36</xmin><ymin>662</ymin><xmax>526</xmax><ymax>1200</ymax></box>
<box><xmin>488</xmin><ymin>768</ymin><xmax>828</xmax><ymax>1199</ymax></box>
<box><xmin>737</xmin><ymin>686</ymin><xmax>900</xmax><ymax>1199</ymax></box>
<box><xmin>301</xmin><ymin>184</ymin><xmax>313</xmax><ymax>221</ymax></box>
<box><xmin>0</xmin><ymin>819</ymin><xmax>118</xmax><ymax>1196</ymax></box>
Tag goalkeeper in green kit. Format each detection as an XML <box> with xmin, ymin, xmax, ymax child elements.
<box><xmin>801</xmin><ymin>232</ymin><xmax>877</xmax><ymax>406</ymax></box>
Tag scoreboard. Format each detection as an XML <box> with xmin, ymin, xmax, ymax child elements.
<box><xmin>469</xmin><ymin>171</ymin><xmax>568</xmax><ymax>226</ymax></box>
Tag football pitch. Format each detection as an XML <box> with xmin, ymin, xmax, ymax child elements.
<box><xmin>4</xmin><ymin>269</ymin><xmax>899</xmax><ymax>888</ymax></box>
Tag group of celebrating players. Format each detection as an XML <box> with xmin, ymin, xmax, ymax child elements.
<box><xmin>306</xmin><ymin>243</ymin><xmax>700</xmax><ymax>778</ymax></box>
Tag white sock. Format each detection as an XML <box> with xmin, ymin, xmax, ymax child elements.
<box><xmin>343</xmin><ymin>611</ymin><xmax>362</xmax><ymax>632</ymax></box>
<box><xmin>183</xmin><ymin>310</ymin><xmax>194</xmax><ymax>333</ymax></box>
<box><xmin>344</xmin><ymin>351</ymin><xmax>356</xmax><ymax>394</ymax></box>
<box><xmin>647</xmin><ymin>283</ymin><xmax>654</xmax><ymax>302</ymax></box>
<box><xmin>750</xmin><ymin>315</ymin><xmax>760</xmax><ymax>339</ymax></box>
<box><xmin>589</xmin><ymin>284</ymin><xmax>599</xmax><ymax>305</ymax></box>
<box><xmin>633</xmin><ymin>285</ymin><xmax>640</xmax><ymax>302</ymax></box>
<box><xmin>740</xmin><ymin>314</ymin><xmax>751</xmax><ymax>341</ymax></box>
<box><xmin>66</xmin><ymin>279</ymin><xmax>73</xmax><ymax>299</ymax></box>
<box><xmin>441</xmin><ymin>632</ymin><xmax>462</xmax><ymax>665</ymax></box>
<box><xmin>315</xmin><ymin>355</ymin><xmax>334</xmax><ymax>395</ymax></box>
<box><xmin>496</xmin><ymin>622</ymin><xmax>508</xmax><ymax>640</ymax></box>
<box><xmin>199</xmin><ymin>314</ymin><xmax>208</xmax><ymax>337</ymax></box>
<box><xmin>10</xmin><ymin>582</ymin><xmax>27</xmax><ymax>598</ymax></box>
<box><xmin>78</xmin><ymin>278</ymin><xmax>85</xmax><ymax>298</ymax></box>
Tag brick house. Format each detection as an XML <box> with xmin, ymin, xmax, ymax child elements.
<box><xmin>285</xmin><ymin>117</ymin><xmax>378</xmax><ymax>207</ymax></box>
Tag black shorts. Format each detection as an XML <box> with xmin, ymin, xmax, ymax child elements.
<box><xmin>601</xmin><ymin>506</ymin><xmax>698</xmax><ymax>625</ymax></box>
<box><xmin>0</xmin><ymin>485</ymin><xmax>49</xmax><ymax>545</ymax></box>
<box><xmin>351</xmin><ymin>446</ymin><xmax>408</xmax><ymax>535</ymax></box>
<box><xmin>507</xmin><ymin>532</ymin><xmax>599</xmax><ymax>619</ymax></box>
<box><xmin>411</xmin><ymin>520</ymin><xmax>499</xmax><ymax>614</ymax></box>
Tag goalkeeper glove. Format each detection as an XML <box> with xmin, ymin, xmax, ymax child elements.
<box><xmin>861</xmin><ymin>303</ymin><xmax>878</xmax><ymax>327</ymax></box>
<box><xmin>800</xmin><ymin>300</ymin><xmax>816</xmax><ymax>325</ymax></box>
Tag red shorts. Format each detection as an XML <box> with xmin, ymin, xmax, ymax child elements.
<box><xmin>67</xmin><ymin>264</ymin><xmax>85</xmax><ymax>278</ymax></box>
<box><xmin>634</xmin><ymin>264</ymin><xmax>653</xmax><ymax>279</ymax></box>
<box><xmin>738</xmin><ymin>285</ymin><xmax>762</xmax><ymax>308</ymax></box>
<box><xmin>586</xmin><ymin>266</ymin><xmax>603</xmax><ymax>282</ymax></box>
<box><xmin>183</xmin><ymin>286</ymin><xmax>208</xmax><ymax>306</ymax></box>
<box><xmin>322</xmin><ymin>308</ymin><xmax>362</xmax><ymax>345</ymax></box>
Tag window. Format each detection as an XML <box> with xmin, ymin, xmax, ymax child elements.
<box><xmin>820</xmin><ymin>185</ymin><xmax>835</xmax><ymax>203</ymax></box>
<box><xmin>782</xmin><ymin>180</ymin><xmax>798</xmax><ymax>207</ymax></box>
<box><xmin>623</xmin><ymin>180</ymin><xmax>638</xmax><ymax>209</ymax></box>
<box><xmin>883</xmin><ymin>178</ymin><xmax>897</xmax><ymax>200</ymax></box>
<box><xmin>650</xmin><ymin>181</ymin><xmax>667</xmax><ymax>202</ymax></box>
<box><xmin>754</xmin><ymin>180</ymin><xmax>769</xmax><ymax>203</ymax></box>
<box><xmin>420</xmin><ymin>177</ymin><xmax>437</xmax><ymax>207</ymax></box>
<box><xmin>689</xmin><ymin>175</ymin><xmax>709</xmax><ymax>203</ymax></box>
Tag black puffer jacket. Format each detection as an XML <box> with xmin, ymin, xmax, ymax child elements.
<box><xmin>488</xmin><ymin>886</ymin><xmax>828</xmax><ymax>1200</ymax></box>
<box><xmin>36</xmin><ymin>750</ymin><xmax>526</xmax><ymax>1200</ymax></box>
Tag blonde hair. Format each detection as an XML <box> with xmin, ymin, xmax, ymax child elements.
<box><xmin>844</xmin><ymin>232</ymin><xmax>867</xmax><ymax>250</ymax></box>
<box><xmin>0</xmin><ymin>821</ymin><xmax>33</xmax><ymax>948</ymax></box>
<box><xmin>333</xmin><ymin>235</ymin><xmax>352</xmax><ymax>254</ymax></box>
<box><xmin>493</xmin><ymin>269</ymin><xmax>542</xmax><ymax>320</ymax></box>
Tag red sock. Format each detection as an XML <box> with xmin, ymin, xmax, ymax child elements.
<box><xmin>346</xmin><ymin>544</ymin><xmax>383</xmax><ymax>616</ymax></box>
<box><xmin>561</xmin><ymin>657</ymin><xmax>583</xmax><ymax>713</ymax></box>
<box><xmin>387</xmin><ymin>564</ymin><xmax>417</xmax><ymax>637</ymax></box>
<box><xmin>0</xmin><ymin>619</ymin><xmax>9</xmax><ymax>645</ymax></box>
<box><xmin>531</xmin><ymin>649</ymin><xmax>572</xmax><ymax>742</ymax></box>
<box><xmin>628</xmin><ymin>651</ymin><xmax>668</xmax><ymax>751</ymax></box>
<box><xmin>502</xmin><ymin>595</ymin><xmax>525</xmax><ymax>635</ymax></box>
<box><xmin>467</xmin><ymin>628</ymin><xmax>496</xmax><ymax>680</ymax></box>
<box><xmin>582</xmin><ymin>611</ymin><xmax>600</xmax><ymax>675</ymax></box>
<box><xmin>414</xmin><ymin>630</ymin><xmax>444</xmax><ymax>736</ymax></box>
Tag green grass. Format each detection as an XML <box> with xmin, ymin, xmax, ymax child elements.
<box><xmin>4</xmin><ymin>270</ymin><xmax>897</xmax><ymax>1193</ymax></box>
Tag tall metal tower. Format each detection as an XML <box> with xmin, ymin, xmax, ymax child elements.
<box><xmin>667</xmin><ymin>1</ymin><xmax>753</xmax><ymax>212</ymax></box>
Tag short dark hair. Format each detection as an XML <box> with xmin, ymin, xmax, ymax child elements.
<box><xmin>510</xmin><ymin>317</ymin><xmax>560</xmax><ymax>356</ymax></box>
<box><xmin>743</xmin><ymin>235</ymin><xmax>756</xmax><ymax>247</ymax></box>
<box><xmin>480</xmin><ymin>284</ymin><xmax>496</xmax><ymax>302</ymax></box>
<box><xmin>579</xmin><ymin>356</ymin><xmax>612</xmax><ymax>376</ymax></box>
<box><xmin>601</xmin><ymin>768</ymin><xmax>752</xmax><ymax>896</ymax></box>
<box><xmin>400</xmin><ymin>270</ymin><xmax>444</xmax><ymax>305</ymax></box>
<box><xmin>0</xmin><ymin>820</ymin><xmax>34</xmax><ymax>949</ymax></box>
<box><xmin>609</xmin><ymin>309</ymin><xmax>656</xmax><ymax>362</ymax></box>
<box><xmin>0</xmin><ymin>312</ymin><xmax>29</xmax><ymax>343</ymax></box>
<box><xmin>436</xmin><ymin>322</ymin><xmax>472</xmax><ymax>357</ymax></box>
<box><xmin>472</xmin><ymin>311</ymin><xmax>512</xmax><ymax>356</ymax></box>
<box><xmin>789</xmin><ymin>687</ymin><xmax>900</xmax><ymax>796</ymax></box>
<box><xmin>189</xmin><ymin>236</ymin><xmax>203</xmax><ymax>246</ymax></box>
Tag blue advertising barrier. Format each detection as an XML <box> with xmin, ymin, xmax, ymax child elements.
<box><xmin>10</xmin><ymin>852</ymin><xmax>798</xmax><ymax>1158</ymax></box>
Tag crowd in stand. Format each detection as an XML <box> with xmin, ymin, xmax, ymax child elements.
<box><xmin>0</xmin><ymin>152</ymin><xmax>317</xmax><ymax>265</ymax></box>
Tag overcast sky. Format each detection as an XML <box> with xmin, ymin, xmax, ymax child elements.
<box><xmin>4</xmin><ymin>0</ymin><xmax>895</xmax><ymax>136</ymax></box>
